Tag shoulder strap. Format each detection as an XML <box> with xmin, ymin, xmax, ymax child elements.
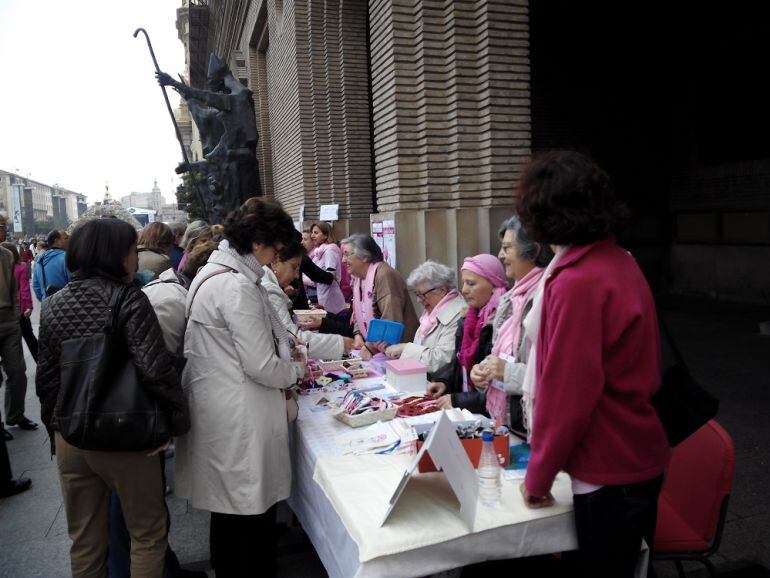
<box><xmin>185</xmin><ymin>267</ymin><xmax>234</xmax><ymax>317</ymax></box>
<box><xmin>104</xmin><ymin>284</ymin><xmax>131</xmax><ymax>334</ymax></box>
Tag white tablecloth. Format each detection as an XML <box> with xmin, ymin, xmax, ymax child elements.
<box><xmin>288</xmin><ymin>392</ymin><xmax>579</xmax><ymax>578</ymax></box>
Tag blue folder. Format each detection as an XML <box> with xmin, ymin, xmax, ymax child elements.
<box><xmin>366</xmin><ymin>319</ymin><xmax>405</xmax><ymax>345</ymax></box>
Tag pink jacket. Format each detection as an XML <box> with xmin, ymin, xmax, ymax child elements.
<box><xmin>525</xmin><ymin>238</ymin><xmax>669</xmax><ymax>497</ymax></box>
<box><xmin>14</xmin><ymin>263</ymin><xmax>32</xmax><ymax>314</ymax></box>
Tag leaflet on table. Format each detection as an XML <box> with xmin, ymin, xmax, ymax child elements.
<box><xmin>335</xmin><ymin>419</ymin><xmax>417</xmax><ymax>456</ymax></box>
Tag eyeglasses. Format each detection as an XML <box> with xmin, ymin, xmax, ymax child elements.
<box><xmin>413</xmin><ymin>287</ymin><xmax>439</xmax><ymax>300</ymax></box>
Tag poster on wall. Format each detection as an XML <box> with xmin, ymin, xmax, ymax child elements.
<box><xmin>372</xmin><ymin>220</ymin><xmax>384</xmax><ymax>252</ymax></box>
<box><xmin>383</xmin><ymin>220</ymin><xmax>396</xmax><ymax>268</ymax></box>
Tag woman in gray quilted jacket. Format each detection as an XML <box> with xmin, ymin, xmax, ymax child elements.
<box><xmin>36</xmin><ymin>218</ymin><xmax>190</xmax><ymax>578</ymax></box>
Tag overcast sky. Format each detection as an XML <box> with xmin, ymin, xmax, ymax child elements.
<box><xmin>0</xmin><ymin>0</ymin><xmax>187</xmax><ymax>204</ymax></box>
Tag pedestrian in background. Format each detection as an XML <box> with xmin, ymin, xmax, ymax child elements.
<box><xmin>1</xmin><ymin>242</ymin><xmax>38</xmax><ymax>362</ymax></box>
<box><xmin>32</xmin><ymin>228</ymin><xmax>70</xmax><ymax>301</ymax></box>
<box><xmin>168</xmin><ymin>222</ymin><xmax>186</xmax><ymax>271</ymax></box>
<box><xmin>176</xmin><ymin>220</ymin><xmax>211</xmax><ymax>273</ymax></box>
<box><xmin>0</xmin><ymin>216</ymin><xmax>36</xmax><ymax>439</ymax></box>
<box><xmin>137</xmin><ymin>221</ymin><xmax>176</xmax><ymax>281</ymax></box>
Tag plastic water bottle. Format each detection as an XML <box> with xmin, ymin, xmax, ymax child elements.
<box><xmin>478</xmin><ymin>430</ymin><xmax>501</xmax><ymax>506</ymax></box>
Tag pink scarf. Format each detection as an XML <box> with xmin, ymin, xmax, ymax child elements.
<box><xmin>352</xmin><ymin>261</ymin><xmax>381</xmax><ymax>339</ymax></box>
<box><xmin>486</xmin><ymin>267</ymin><xmax>545</xmax><ymax>424</ymax></box>
<box><xmin>416</xmin><ymin>289</ymin><xmax>460</xmax><ymax>342</ymax></box>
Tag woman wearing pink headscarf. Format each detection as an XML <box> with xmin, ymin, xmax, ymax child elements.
<box><xmin>469</xmin><ymin>216</ymin><xmax>553</xmax><ymax>434</ymax></box>
<box><xmin>426</xmin><ymin>252</ymin><xmax>508</xmax><ymax>412</ymax></box>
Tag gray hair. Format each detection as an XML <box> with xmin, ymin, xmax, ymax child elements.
<box><xmin>181</xmin><ymin>220</ymin><xmax>210</xmax><ymax>251</ymax></box>
<box><xmin>407</xmin><ymin>260</ymin><xmax>456</xmax><ymax>291</ymax></box>
<box><xmin>498</xmin><ymin>216</ymin><xmax>554</xmax><ymax>268</ymax></box>
<box><xmin>340</xmin><ymin>234</ymin><xmax>383</xmax><ymax>263</ymax></box>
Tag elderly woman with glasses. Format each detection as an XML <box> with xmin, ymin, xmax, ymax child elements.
<box><xmin>339</xmin><ymin>234</ymin><xmax>418</xmax><ymax>354</ymax></box>
<box><xmin>381</xmin><ymin>261</ymin><xmax>466</xmax><ymax>374</ymax></box>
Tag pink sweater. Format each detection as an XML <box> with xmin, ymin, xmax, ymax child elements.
<box><xmin>14</xmin><ymin>263</ymin><xmax>32</xmax><ymax>313</ymax></box>
<box><xmin>525</xmin><ymin>238</ymin><xmax>669</xmax><ymax>497</ymax></box>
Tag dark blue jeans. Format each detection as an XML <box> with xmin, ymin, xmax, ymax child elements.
<box><xmin>571</xmin><ymin>475</ymin><xmax>663</xmax><ymax>578</ymax></box>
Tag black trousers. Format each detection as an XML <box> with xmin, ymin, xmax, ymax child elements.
<box><xmin>0</xmin><ymin>428</ymin><xmax>11</xmax><ymax>484</ymax></box>
<box><xmin>210</xmin><ymin>505</ymin><xmax>278</xmax><ymax>578</ymax></box>
<box><xmin>571</xmin><ymin>475</ymin><xmax>663</xmax><ymax>578</ymax></box>
<box><xmin>19</xmin><ymin>315</ymin><xmax>38</xmax><ymax>362</ymax></box>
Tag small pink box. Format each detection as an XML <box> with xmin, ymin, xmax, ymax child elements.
<box><xmin>385</xmin><ymin>359</ymin><xmax>427</xmax><ymax>393</ymax></box>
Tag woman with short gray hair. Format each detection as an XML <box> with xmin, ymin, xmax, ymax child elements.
<box><xmin>339</xmin><ymin>234</ymin><xmax>418</xmax><ymax>352</ymax></box>
<box><xmin>383</xmin><ymin>260</ymin><xmax>466</xmax><ymax>374</ymax></box>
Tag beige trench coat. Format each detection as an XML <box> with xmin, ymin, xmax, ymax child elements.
<box><xmin>174</xmin><ymin>249</ymin><xmax>302</xmax><ymax>515</ymax></box>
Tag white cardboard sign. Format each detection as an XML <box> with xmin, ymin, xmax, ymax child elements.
<box><xmin>319</xmin><ymin>203</ymin><xmax>339</xmax><ymax>221</ymax></box>
<box><xmin>380</xmin><ymin>411</ymin><xmax>479</xmax><ymax>528</ymax></box>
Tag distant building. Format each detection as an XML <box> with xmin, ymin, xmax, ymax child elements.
<box><xmin>121</xmin><ymin>180</ymin><xmax>188</xmax><ymax>224</ymax></box>
<box><xmin>0</xmin><ymin>169</ymin><xmax>87</xmax><ymax>234</ymax></box>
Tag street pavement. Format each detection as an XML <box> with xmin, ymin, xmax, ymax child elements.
<box><xmin>1</xmin><ymin>295</ymin><xmax>768</xmax><ymax>577</ymax></box>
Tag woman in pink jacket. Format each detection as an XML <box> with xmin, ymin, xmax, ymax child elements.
<box><xmin>1</xmin><ymin>243</ymin><xmax>37</xmax><ymax>362</ymax></box>
<box><xmin>515</xmin><ymin>151</ymin><xmax>669</xmax><ymax>578</ymax></box>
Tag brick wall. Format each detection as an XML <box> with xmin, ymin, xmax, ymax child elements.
<box><xmin>368</xmin><ymin>0</ymin><xmax>530</xmax><ymax>212</ymax></box>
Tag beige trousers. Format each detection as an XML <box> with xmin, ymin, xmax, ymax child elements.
<box><xmin>55</xmin><ymin>433</ymin><xmax>168</xmax><ymax>578</ymax></box>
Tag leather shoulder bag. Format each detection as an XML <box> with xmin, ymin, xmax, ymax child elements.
<box><xmin>56</xmin><ymin>284</ymin><xmax>171</xmax><ymax>451</ymax></box>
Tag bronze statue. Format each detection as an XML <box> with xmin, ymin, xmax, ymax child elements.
<box><xmin>156</xmin><ymin>54</ymin><xmax>262</xmax><ymax>224</ymax></box>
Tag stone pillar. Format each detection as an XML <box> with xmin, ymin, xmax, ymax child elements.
<box><xmin>368</xmin><ymin>0</ymin><xmax>531</xmax><ymax>274</ymax></box>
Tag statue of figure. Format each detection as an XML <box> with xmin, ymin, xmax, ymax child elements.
<box><xmin>157</xmin><ymin>54</ymin><xmax>261</xmax><ymax>224</ymax></box>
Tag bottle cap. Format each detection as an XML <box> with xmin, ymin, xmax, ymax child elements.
<box><xmin>482</xmin><ymin>431</ymin><xmax>494</xmax><ymax>442</ymax></box>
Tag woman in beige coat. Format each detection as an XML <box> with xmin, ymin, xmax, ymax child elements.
<box><xmin>174</xmin><ymin>198</ymin><xmax>304</xmax><ymax>578</ymax></box>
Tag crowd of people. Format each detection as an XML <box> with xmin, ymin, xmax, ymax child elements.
<box><xmin>0</xmin><ymin>151</ymin><xmax>670</xmax><ymax>578</ymax></box>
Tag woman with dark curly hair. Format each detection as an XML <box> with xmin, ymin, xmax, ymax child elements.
<box><xmin>516</xmin><ymin>151</ymin><xmax>669</xmax><ymax>578</ymax></box>
<box><xmin>174</xmin><ymin>197</ymin><xmax>305</xmax><ymax>578</ymax></box>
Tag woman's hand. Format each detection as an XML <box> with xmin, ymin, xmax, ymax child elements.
<box><xmin>147</xmin><ymin>438</ymin><xmax>173</xmax><ymax>457</ymax></box>
<box><xmin>283</xmin><ymin>285</ymin><xmax>297</xmax><ymax>297</ymax></box>
<box><xmin>359</xmin><ymin>343</ymin><xmax>373</xmax><ymax>360</ymax></box>
<box><xmin>435</xmin><ymin>394</ymin><xmax>453</xmax><ymax>410</ymax></box>
<box><xmin>353</xmin><ymin>334</ymin><xmax>365</xmax><ymax>350</ymax></box>
<box><xmin>519</xmin><ymin>483</ymin><xmax>555</xmax><ymax>509</ymax></box>
<box><xmin>484</xmin><ymin>355</ymin><xmax>506</xmax><ymax>382</ymax></box>
<box><xmin>426</xmin><ymin>381</ymin><xmax>447</xmax><ymax>396</ymax></box>
<box><xmin>23</xmin><ymin>309</ymin><xmax>32</xmax><ymax>318</ymax></box>
<box><xmin>384</xmin><ymin>343</ymin><xmax>406</xmax><ymax>358</ymax></box>
<box><xmin>470</xmin><ymin>363</ymin><xmax>492</xmax><ymax>390</ymax></box>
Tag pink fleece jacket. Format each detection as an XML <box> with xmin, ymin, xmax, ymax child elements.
<box><xmin>525</xmin><ymin>238</ymin><xmax>669</xmax><ymax>497</ymax></box>
<box><xmin>14</xmin><ymin>263</ymin><xmax>32</xmax><ymax>314</ymax></box>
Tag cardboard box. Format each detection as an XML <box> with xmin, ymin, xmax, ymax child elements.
<box><xmin>416</xmin><ymin>435</ymin><xmax>509</xmax><ymax>473</ymax></box>
<box><xmin>384</xmin><ymin>358</ymin><xmax>427</xmax><ymax>393</ymax></box>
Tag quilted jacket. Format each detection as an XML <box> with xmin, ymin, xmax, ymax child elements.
<box><xmin>36</xmin><ymin>275</ymin><xmax>190</xmax><ymax>442</ymax></box>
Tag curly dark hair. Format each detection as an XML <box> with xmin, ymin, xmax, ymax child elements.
<box><xmin>277</xmin><ymin>230</ymin><xmax>303</xmax><ymax>262</ymax></box>
<box><xmin>224</xmin><ymin>197</ymin><xmax>296</xmax><ymax>255</ymax></box>
<box><xmin>515</xmin><ymin>150</ymin><xmax>629</xmax><ymax>246</ymax></box>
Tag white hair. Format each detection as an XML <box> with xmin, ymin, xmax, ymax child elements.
<box><xmin>407</xmin><ymin>260</ymin><xmax>456</xmax><ymax>291</ymax></box>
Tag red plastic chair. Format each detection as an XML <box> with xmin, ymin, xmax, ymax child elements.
<box><xmin>654</xmin><ymin>420</ymin><xmax>735</xmax><ymax>577</ymax></box>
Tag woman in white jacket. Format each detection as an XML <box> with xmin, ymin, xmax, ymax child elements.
<box><xmin>262</xmin><ymin>238</ymin><xmax>353</xmax><ymax>359</ymax></box>
<box><xmin>175</xmin><ymin>198</ymin><xmax>304</xmax><ymax>578</ymax></box>
<box><xmin>384</xmin><ymin>261</ymin><xmax>466</xmax><ymax>375</ymax></box>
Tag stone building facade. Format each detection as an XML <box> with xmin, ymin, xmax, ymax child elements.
<box><xmin>175</xmin><ymin>0</ymin><xmax>527</xmax><ymax>278</ymax></box>
<box><xmin>174</xmin><ymin>1</ymin><xmax>770</xmax><ymax>303</ymax></box>
<box><xmin>0</xmin><ymin>170</ymin><xmax>87</xmax><ymax>235</ymax></box>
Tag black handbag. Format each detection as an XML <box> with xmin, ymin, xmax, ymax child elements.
<box><xmin>56</xmin><ymin>285</ymin><xmax>171</xmax><ymax>451</ymax></box>
<box><xmin>652</xmin><ymin>316</ymin><xmax>719</xmax><ymax>447</ymax></box>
